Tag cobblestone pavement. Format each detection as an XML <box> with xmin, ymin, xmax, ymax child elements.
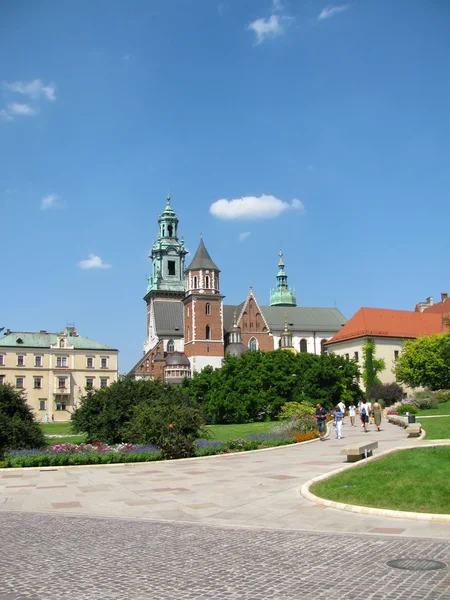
<box><xmin>0</xmin><ymin>512</ymin><xmax>449</xmax><ymax>600</ymax></box>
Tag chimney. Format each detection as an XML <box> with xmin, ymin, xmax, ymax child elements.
<box><xmin>5</xmin><ymin>329</ymin><xmax>11</xmax><ymax>335</ymax></box>
<box><xmin>40</xmin><ymin>330</ymin><xmax>47</xmax><ymax>334</ymax></box>
<box><xmin>442</xmin><ymin>292</ymin><xmax>448</xmax><ymax>303</ymax></box>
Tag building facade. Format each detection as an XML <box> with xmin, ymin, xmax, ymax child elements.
<box><xmin>0</xmin><ymin>326</ymin><xmax>118</xmax><ymax>421</ymax></box>
<box><xmin>129</xmin><ymin>195</ymin><xmax>346</xmax><ymax>381</ymax></box>
<box><xmin>325</xmin><ymin>307</ymin><xmax>445</xmax><ymax>390</ymax></box>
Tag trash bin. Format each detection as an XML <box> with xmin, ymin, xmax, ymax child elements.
<box><xmin>408</xmin><ymin>415</ymin><xmax>416</xmax><ymax>424</ymax></box>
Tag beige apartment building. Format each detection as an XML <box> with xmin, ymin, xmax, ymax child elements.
<box><xmin>0</xmin><ymin>326</ymin><xmax>118</xmax><ymax>422</ymax></box>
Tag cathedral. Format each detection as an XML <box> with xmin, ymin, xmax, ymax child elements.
<box><xmin>128</xmin><ymin>195</ymin><xmax>347</xmax><ymax>382</ymax></box>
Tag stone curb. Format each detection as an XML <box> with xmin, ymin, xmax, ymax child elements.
<box><xmin>0</xmin><ymin>434</ymin><xmax>323</xmax><ymax>472</ymax></box>
<box><xmin>301</xmin><ymin>441</ymin><xmax>450</xmax><ymax>523</ymax></box>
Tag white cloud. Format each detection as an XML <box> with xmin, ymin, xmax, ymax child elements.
<box><xmin>239</xmin><ymin>232</ymin><xmax>251</xmax><ymax>242</ymax></box>
<box><xmin>8</xmin><ymin>102</ymin><xmax>38</xmax><ymax>116</ymax></box>
<box><xmin>318</xmin><ymin>4</ymin><xmax>349</xmax><ymax>21</ymax></box>
<box><xmin>40</xmin><ymin>193</ymin><xmax>59</xmax><ymax>210</ymax></box>
<box><xmin>272</xmin><ymin>0</ymin><xmax>284</xmax><ymax>10</ymax></box>
<box><xmin>77</xmin><ymin>254</ymin><xmax>112</xmax><ymax>270</ymax></box>
<box><xmin>5</xmin><ymin>79</ymin><xmax>56</xmax><ymax>101</ymax></box>
<box><xmin>248</xmin><ymin>15</ymin><xmax>284</xmax><ymax>43</ymax></box>
<box><xmin>0</xmin><ymin>109</ymin><xmax>13</xmax><ymax>121</ymax></box>
<box><xmin>210</xmin><ymin>195</ymin><xmax>304</xmax><ymax>220</ymax></box>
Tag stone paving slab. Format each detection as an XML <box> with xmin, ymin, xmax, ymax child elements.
<box><xmin>0</xmin><ymin>513</ymin><xmax>449</xmax><ymax>600</ymax></box>
<box><xmin>0</xmin><ymin>422</ymin><xmax>449</xmax><ymax>540</ymax></box>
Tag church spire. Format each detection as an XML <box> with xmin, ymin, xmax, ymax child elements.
<box><xmin>269</xmin><ymin>245</ymin><xmax>297</xmax><ymax>307</ymax></box>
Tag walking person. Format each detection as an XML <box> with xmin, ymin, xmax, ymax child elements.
<box><xmin>337</xmin><ymin>400</ymin><xmax>346</xmax><ymax>423</ymax></box>
<box><xmin>315</xmin><ymin>403</ymin><xmax>328</xmax><ymax>441</ymax></box>
<box><xmin>359</xmin><ymin>399</ymin><xmax>371</xmax><ymax>433</ymax></box>
<box><xmin>333</xmin><ymin>405</ymin><xmax>344</xmax><ymax>439</ymax></box>
<box><xmin>348</xmin><ymin>402</ymin><xmax>356</xmax><ymax>427</ymax></box>
<box><xmin>373</xmin><ymin>400</ymin><xmax>382</xmax><ymax>432</ymax></box>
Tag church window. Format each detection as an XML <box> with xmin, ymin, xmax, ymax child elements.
<box><xmin>205</xmin><ymin>303</ymin><xmax>211</xmax><ymax>315</ymax></box>
<box><xmin>300</xmin><ymin>339</ymin><xmax>307</xmax><ymax>353</ymax></box>
<box><xmin>205</xmin><ymin>275</ymin><xmax>210</xmax><ymax>288</ymax></box>
<box><xmin>321</xmin><ymin>339</ymin><xmax>328</xmax><ymax>354</ymax></box>
<box><xmin>59</xmin><ymin>339</ymin><xmax>65</xmax><ymax>348</ymax></box>
<box><xmin>168</xmin><ymin>224</ymin><xmax>173</xmax><ymax>237</ymax></box>
<box><xmin>167</xmin><ymin>339</ymin><xmax>175</xmax><ymax>352</ymax></box>
<box><xmin>168</xmin><ymin>260</ymin><xmax>176</xmax><ymax>276</ymax></box>
<box><xmin>206</xmin><ymin>325</ymin><xmax>211</xmax><ymax>340</ymax></box>
<box><xmin>194</xmin><ymin>276</ymin><xmax>198</xmax><ymax>289</ymax></box>
<box><xmin>249</xmin><ymin>337</ymin><xmax>258</xmax><ymax>351</ymax></box>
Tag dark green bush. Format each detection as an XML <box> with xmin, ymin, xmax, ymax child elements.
<box><xmin>367</xmin><ymin>383</ymin><xmax>403</xmax><ymax>406</ymax></box>
<box><xmin>0</xmin><ymin>384</ymin><xmax>45</xmax><ymax>458</ymax></box>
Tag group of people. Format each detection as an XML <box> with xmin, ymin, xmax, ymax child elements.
<box><xmin>314</xmin><ymin>399</ymin><xmax>383</xmax><ymax>440</ymax></box>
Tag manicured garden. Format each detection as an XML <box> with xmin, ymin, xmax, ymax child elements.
<box><xmin>311</xmin><ymin>447</ymin><xmax>450</xmax><ymax>514</ymax></box>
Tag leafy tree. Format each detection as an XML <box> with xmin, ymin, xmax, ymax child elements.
<box><xmin>366</xmin><ymin>382</ymin><xmax>403</xmax><ymax>406</ymax></box>
<box><xmin>184</xmin><ymin>349</ymin><xmax>362</xmax><ymax>423</ymax></box>
<box><xmin>0</xmin><ymin>384</ymin><xmax>45</xmax><ymax>457</ymax></box>
<box><xmin>362</xmin><ymin>339</ymin><xmax>385</xmax><ymax>391</ymax></box>
<box><xmin>394</xmin><ymin>332</ymin><xmax>450</xmax><ymax>390</ymax></box>
<box><xmin>125</xmin><ymin>387</ymin><xmax>206</xmax><ymax>459</ymax></box>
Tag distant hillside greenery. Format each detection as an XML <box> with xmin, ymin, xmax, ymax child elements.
<box><xmin>182</xmin><ymin>349</ymin><xmax>362</xmax><ymax>424</ymax></box>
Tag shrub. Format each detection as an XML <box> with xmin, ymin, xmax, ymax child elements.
<box><xmin>412</xmin><ymin>393</ymin><xmax>438</xmax><ymax>410</ymax></box>
<box><xmin>270</xmin><ymin>415</ymin><xmax>318</xmax><ymax>439</ymax></box>
<box><xmin>278</xmin><ymin>402</ymin><xmax>315</xmax><ymax>420</ymax></box>
<box><xmin>125</xmin><ymin>387</ymin><xmax>207</xmax><ymax>460</ymax></box>
<box><xmin>397</xmin><ymin>404</ymin><xmax>418</xmax><ymax>415</ymax></box>
<box><xmin>367</xmin><ymin>383</ymin><xmax>403</xmax><ymax>407</ymax></box>
<box><xmin>0</xmin><ymin>384</ymin><xmax>45</xmax><ymax>458</ymax></box>
<box><xmin>434</xmin><ymin>390</ymin><xmax>450</xmax><ymax>404</ymax></box>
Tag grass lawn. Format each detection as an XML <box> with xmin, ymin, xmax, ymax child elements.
<box><xmin>311</xmin><ymin>447</ymin><xmax>450</xmax><ymax>514</ymax></box>
<box><xmin>422</xmin><ymin>417</ymin><xmax>450</xmax><ymax>440</ymax></box>
<box><xmin>41</xmin><ymin>423</ymin><xmax>75</xmax><ymax>435</ymax></box>
<box><xmin>417</xmin><ymin>400</ymin><xmax>450</xmax><ymax>416</ymax></box>
<box><xmin>205</xmin><ymin>421</ymin><xmax>276</xmax><ymax>442</ymax></box>
<box><xmin>45</xmin><ymin>435</ymin><xmax>87</xmax><ymax>446</ymax></box>
<box><xmin>40</xmin><ymin>421</ymin><xmax>278</xmax><ymax>445</ymax></box>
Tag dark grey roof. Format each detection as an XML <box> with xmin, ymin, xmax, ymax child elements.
<box><xmin>165</xmin><ymin>352</ymin><xmax>191</xmax><ymax>366</ymax></box>
<box><xmin>153</xmin><ymin>301</ymin><xmax>184</xmax><ymax>336</ymax></box>
<box><xmin>223</xmin><ymin>303</ymin><xmax>245</xmax><ymax>332</ymax></box>
<box><xmin>260</xmin><ymin>306</ymin><xmax>347</xmax><ymax>332</ymax></box>
<box><xmin>185</xmin><ymin>238</ymin><xmax>220</xmax><ymax>272</ymax></box>
<box><xmin>226</xmin><ymin>343</ymin><xmax>248</xmax><ymax>357</ymax></box>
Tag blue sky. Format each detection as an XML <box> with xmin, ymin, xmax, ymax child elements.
<box><xmin>1</xmin><ymin>0</ymin><xmax>450</xmax><ymax>372</ymax></box>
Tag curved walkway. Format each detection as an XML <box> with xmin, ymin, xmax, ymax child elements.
<box><xmin>1</xmin><ymin>420</ymin><xmax>449</xmax><ymax>540</ymax></box>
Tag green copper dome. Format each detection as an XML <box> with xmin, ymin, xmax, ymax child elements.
<box><xmin>269</xmin><ymin>248</ymin><xmax>297</xmax><ymax>307</ymax></box>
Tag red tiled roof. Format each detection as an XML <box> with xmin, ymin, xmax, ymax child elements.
<box><xmin>422</xmin><ymin>297</ymin><xmax>450</xmax><ymax>315</ymax></box>
<box><xmin>327</xmin><ymin>307</ymin><xmax>444</xmax><ymax>344</ymax></box>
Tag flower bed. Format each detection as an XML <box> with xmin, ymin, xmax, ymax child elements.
<box><xmin>1</xmin><ymin>432</ymin><xmax>319</xmax><ymax>469</ymax></box>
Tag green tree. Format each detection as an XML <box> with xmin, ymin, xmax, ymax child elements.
<box><xmin>0</xmin><ymin>384</ymin><xmax>45</xmax><ymax>457</ymax></box>
<box><xmin>184</xmin><ymin>349</ymin><xmax>362</xmax><ymax>423</ymax></box>
<box><xmin>125</xmin><ymin>386</ymin><xmax>206</xmax><ymax>459</ymax></box>
<box><xmin>362</xmin><ymin>339</ymin><xmax>385</xmax><ymax>391</ymax></box>
<box><xmin>394</xmin><ymin>332</ymin><xmax>450</xmax><ymax>390</ymax></box>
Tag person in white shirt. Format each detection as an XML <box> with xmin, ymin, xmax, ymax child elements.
<box><xmin>348</xmin><ymin>403</ymin><xmax>356</xmax><ymax>426</ymax></box>
<box><xmin>359</xmin><ymin>400</ymin><xmax>371</xmax><ymax>433</ymax></box>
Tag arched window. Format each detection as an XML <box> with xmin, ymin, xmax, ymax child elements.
<box><xmin>59</xmin><ymin>339</ymin><xmax>64</xmax><ymax>348</ymax></box>
<box><xmin>321</xmin><ymin>339</ymin><xmax>328</xmax><ymax>354</ymax></box>
<box><xmin>249</xmin><ymin>337</ymin><xmax>258</xmax><ymax>351</ymax></box>
<box><xmin>300</xmin><ymin>339</ymin><xmax>307</xmax><ymax>353</ymax></box>
<box><xmin>167</xmin><ymin>339</ymin><xmax>175</xmax><ymax>352</ymax></box>
<box><xmin>168</xmin><ymin>224</ymin><xmax>173</xmax><ymax>237</ymax></box>
<box><xmin>205</xmin><ymin>303</ymin><xmax>211</xmax><ymax>315</ymax></box>
<box><xmin>205</xmin><ymin>275</ymin><xmax>210</xmax><ymax>288</ymax></box>
<box><xmin>206</xmin><ymin>325</ymin><xmax>211</xmax><ymax>340</ymax></box>
<box><xmin>193</xmin><ymin>276</ymin><xmax>198</xmax><ymax>289</ymax></box>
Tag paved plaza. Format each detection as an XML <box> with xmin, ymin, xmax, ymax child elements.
<box><xmin>0</xmin><ymin>421</ymin><xmax>449</xmax><ymax>599</ymax></box>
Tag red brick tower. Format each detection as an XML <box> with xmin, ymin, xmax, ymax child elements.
<box><xmin>183</xmin><ymin>237</ymin><xmax>224</xmax><ymax>372</ymax></box>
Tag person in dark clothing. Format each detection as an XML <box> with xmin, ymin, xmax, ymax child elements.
<box><xmin>315</xmin><ymin>403</ymin><xmax>328</xmax><ymax>441</ymax></box>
